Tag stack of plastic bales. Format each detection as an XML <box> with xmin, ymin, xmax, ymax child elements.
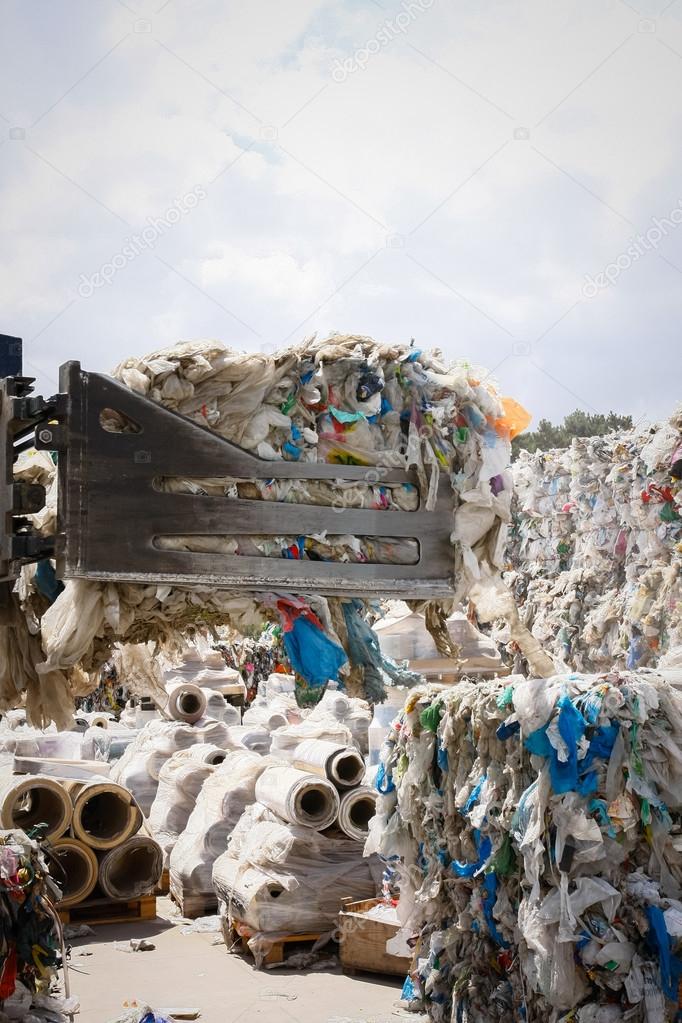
<box><xmin>367</xmin><ymin>673</ymin><xmax>682</xmax><ymax>1021</ymax></box>
<box><xmin>506</xmin><ymin>409</ymin><xmax>682</xmax><ymax>672</ymax></box>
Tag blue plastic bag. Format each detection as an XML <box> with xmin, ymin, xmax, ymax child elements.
<box><xmin>282</xmin><ymin>616</ymin><xmax>347</xmax><ymax>686</ymax></box>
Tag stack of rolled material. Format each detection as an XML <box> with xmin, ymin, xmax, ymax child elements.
<box><xmin>0</xmin><ymin>769</ymin><xmax>162</xmax><ymax>908</ymax></box>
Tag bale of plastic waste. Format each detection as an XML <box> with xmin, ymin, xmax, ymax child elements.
<box><xmin>506</xmin><ymin>409</ymin><xmax>682</xmax><ymax>674</ymax></box>
<box><xmin>169</xmin><ymin>750</ymin><xmax>269</xmax><ymax>898</ymax></box>
<box><xmin>66</xmin><ymin>779</ymin><xmax>143</xmax><ymax>850</ymax></box>
<box><xmin>0</xmin><ymin>772</ymin><xmax>72</xmax><ymax>840</ymax></box>
<box><xmin>48</xmin><ymin>837</ymin><xmax>98</xmax><ymax>907</ymax></box>
<box><xmin>367</xmin><ymin>672</ymin><xmax>682</xmax><ymax>1021</ymax></box>
<box><xmin>254</xmin><ymin>764</ymin><xmax>340</xmax><ymax>831</ymax></box>
<box><xmin>98</xmin><ymin>832</ymin><xmax>163</xmax><ymax>900</ymax></box>
<box><xmin>213</xmin><ymin>802</ymin><xmax>378</xmax><ymax>950</ymax></box>
<box><xmin>147</xmin><ymin>745</ymin><xmax>226</xmax><ymax>867</ymax></box>
<box><xmin>8</xmin><ymin>335</ymin><xmax>521</xmax><ymax>725</ymax></box>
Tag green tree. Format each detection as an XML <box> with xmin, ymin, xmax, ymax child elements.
<box><xmin>511</xmin><ymin>410</ymin><xmax>633</xmax><ymax>458</ymax></box>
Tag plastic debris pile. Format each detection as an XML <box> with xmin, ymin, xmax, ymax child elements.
<box><xmin>506</xmin><ymin>410</ymin><xmax>682</xmax><ymax>673</ymax></box>
<box><xmin>4</xmin><ymin>335</ymin><xmax>524</xmax><ymax>724</ymax></box>
<box><xmin>0</xmin><ymin>829</ymin><xmax>73</xmax><ymax>1017</ymax></box>
<box><xmin>367</xmin><ymin>672</ymin><xmax>682</xmax><ymax>1021</ymax></box>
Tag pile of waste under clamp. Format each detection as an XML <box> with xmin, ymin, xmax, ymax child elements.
<box><xmin>4</xmin><ymin>335</ymin><xmax>528</xmax><ymax>726</ymax></box>
<box><xmin>367</xmin><ymin>670</ymin><xmax>682</xmax><ymax>1021</ymax></box>
<box><xmin>506</xmin><ymin>409</ymin><xmax>682</xmax><ymax>673</ymax></box>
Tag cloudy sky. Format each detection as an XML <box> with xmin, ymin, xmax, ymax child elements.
<box><xmin>1</xmin><ymin>0</ymin><xmax>681</xmax><ymax>429</ymax></box>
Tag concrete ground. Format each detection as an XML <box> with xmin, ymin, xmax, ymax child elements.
<box><xmin>67</xmin><ymin>897</ymin><xmax>417</xmax><ymax>1023</ymax></box>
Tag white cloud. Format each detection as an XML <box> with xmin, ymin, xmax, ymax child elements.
<box><xmin>0</xmin><ymin>0</ymin><xmax>681</xmax><ymax>426</ymax></box>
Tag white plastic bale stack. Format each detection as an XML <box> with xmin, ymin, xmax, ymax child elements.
<box><xmin>147</xmin><ymin>745</ymin><xmax>228</xmax><ymax>867</ymax></box>
<box><xmin>110</xmin><ymin>717</ymin><xmax>234</xmax><ymax>815</ymax></box>
<box><xmin>368</xmin><ymin>674</ymin><xmax>682</xmax><ymax>1022</ymax></box>
<box><xmin>169</xmin><ymin>750</ymin><xmax>269</xmax><ymax>901</ymax></box>
<box><xmin>212</xmin><ymin>802</ymin><xmax>378</xmax><ymax>954</ymax></box>
<box><xmin>506</xmin><ymin>410</ymin><xmax>682</xmax><ymax>673</ymax></box>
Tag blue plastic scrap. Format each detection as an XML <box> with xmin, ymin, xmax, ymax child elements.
<box><xmin>646</xmin><ymin>904</ymin><xmax>682</xmax><ymax>1001</ymax></box>
<box><xmin>281</xmin><ymin>616</ymin><xmax>347</xmax><ymax>686</ymax></box>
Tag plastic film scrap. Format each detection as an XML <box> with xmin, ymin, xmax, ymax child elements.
<box><xmin>367</xmin><ymin>672</ymin><xmax>682</xmax><ymax>1021</ymax></box>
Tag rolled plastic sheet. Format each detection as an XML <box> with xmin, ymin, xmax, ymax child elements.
<box><xmin>48</xmin><ymin>837</ymin><xmax>98</xmax><ymax>908</ymax></box>
<box><xmin>293</xmin><ymin>739</ymin><xmax>365</xmax><ymax>790</ymax></box>
<box><xmin>254</xmin><ymin>764</ymin><xmax>340</xmax><ymax>831</ymax></box>
<box><xmin>12</xmin><ymin>756</ymin><xmax>112</xmax><ymax>780</ymax></box>
<box><xmin>202</xmin><ymin>689</ymin><xmax>241</xmax><ymax>726</ymax></box>
<box><xmin>226</xmin><ymin>725</ymin><xmax>272</xmax><ymax>755</ymax></box>
<box><xmin>0</xmin><ymin>772</ymin><xmax>72</xmax><ymax>840</ymax></box>
<box><xmin>148</xmin><ymin>746</ymin><xmax>226</xmax><ymax>867</ymax></box>
<box><xmin>66</xmin><ymin>779</ymin><xmax>143</xmax><ymax>850</ymax></box>
<box><xmin>336</xmin><ymin>786</ymin><xmax>377</xmax><ymax>842</ymax></box>
<box><xmin>110</xmin><ymin>718</ymin><xmax>234</xmax><ymax>815</ymax></box>
<box><xmin>212</xmin><ymin>802</ymin><xmax>377</xmax><ymax>940</ymax></box>
<box><xmin>170</xmin><ymin>751</ymin><xmax>269</xmax><ymax>897</ymax></box>
<box><xmin>98</xmin><ymin>833</ymin><xmax>163</xmax><ymax>900</ymax></box>
<box><xmin>268</xmin><ymin>719</ymin><xmax>355</xmax><ymax>762</ymax></box>
<box><xmin>163</xmin><ymin>683</ymin><xmax>207</xmax><ymax>724</ymax></box>
<box><xmin>305</xmin><ymin>689</ymin><xmax>372</xmax><ymax>755</ymax></box>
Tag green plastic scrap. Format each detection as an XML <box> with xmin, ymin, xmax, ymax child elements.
<box><xmin>420</xmin><ymin>702</ymin><xmax>444</xmax><ymax>733</ymax></box>
<box><xmin>496</xmin><ymin>685</ymin><xmax>514</xmax><ymax>710</ymax></box>
<box><xmin>280</xmin><ymin>393</ymin><xmax>296</xmax><ymax>414</ymax></box>
<box><xmin>490</xmin><ymin>834</ymin><xmax>516</xmax><ymax>877</ymax></box>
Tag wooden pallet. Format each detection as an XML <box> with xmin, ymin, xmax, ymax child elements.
<box><xmin>338</xmin><ymin>898</ymin><xmax>411</xmax><ymax>978</ymax></box>
<box><xmin>228</xmin><ymin>918</ymin><xmax>326</xmax><ymax>967</ymax></box>
<box><xmin>58</xmin><ymin>894</ymin><xmax>157</xmax><ymax>926</ymax></box>
<box><xmin>156</xmin><ymin>869</ymin><xmax>170</xmax><ymax>895</ymax></box>
<box><xmin>169</xmin><ymin>883</ymin><xmax>217</xmax><ymax>920</ymax></box>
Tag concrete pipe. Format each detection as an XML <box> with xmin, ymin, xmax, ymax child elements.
<box><xmin>255</xmin><ymin>765</ymin><xmax>340</xmax><ymax>831</ymax></box>
<box><xmin>66</xmin><ymin>780</ymin><xmax>143</xmax><ymax>851</ymax></box>
<box><xmin>98</xmin><ymin>834</ymin><xmax>163</xmax><ymax>901</ymax></box>
<box><xmin>164</xmin><ymin>683</ymin><xmax>207</xmax><ymax>724</ymax></box>
<box><xmin>293</xmin><ymin>739</ymin><xmax>365</xmax><ymax>790</ymax></box>
<box><xmin>337</xmin><ymin>787</ymin><xmax>377</xmax><ymax>842</ymax></box>
<box><xmin>49</xmin><ymin>838</ymin><xmax>98</xmax><ymax>908</ymax></box>
<box><xmin>0</xmin><ymin>773</ymin><xmax>72</xmax><ymax>840</ymax></box>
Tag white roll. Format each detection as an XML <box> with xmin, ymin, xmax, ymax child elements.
<box><xmin>255</xmin><ymin>765</ymin><xmax>340</xmax><ymax>831</ymax></box>
<box><xmin>293</xmin><ymin>739</ymin><xmax>365</xmax><ymax>790</ymax></box>
<box><xmin>336</xmin><ymin>786</ymin><xmax>377</xmax><ymax>842</ymax></box>
<box><xmin>98</xmin><ymin>833</ymin><xmax>163</xmax><ymax>900</ymax></box>
<box><xmin>164</xmin><ymin>683</ymin><xmax>207</xmax><ymax>723</ymax></box>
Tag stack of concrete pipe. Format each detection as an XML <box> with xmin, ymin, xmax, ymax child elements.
<box><xmin>0</xmin><ymin>771</ymin><xmax>162</xmax><ymax>908</ymax></box>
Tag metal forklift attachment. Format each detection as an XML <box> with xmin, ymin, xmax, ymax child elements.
<box><xmin>1</xmin><ymin>354</ymin><xmax>457</xmax><ymax>598</ymax></box>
